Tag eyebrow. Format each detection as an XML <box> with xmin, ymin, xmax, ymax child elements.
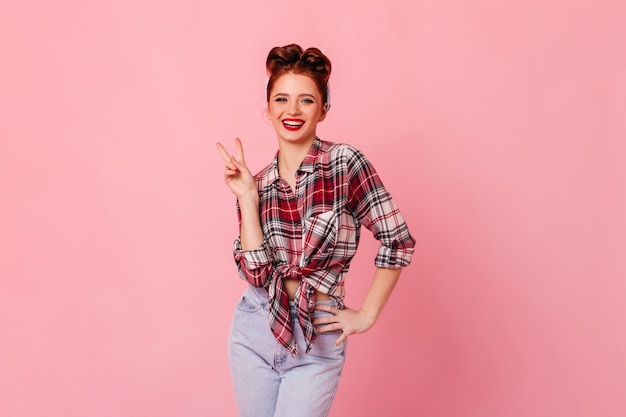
<box><xmin>272</xmin><ymin>92</ymin><xmax>317</xmax><ymax>99</ymax></box>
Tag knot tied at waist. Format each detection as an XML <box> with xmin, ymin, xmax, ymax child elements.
<box><xmin>274</xmin><ymin>263</ymin><xmax>304</xmax><ymax>281</ymax></box>
<box><xmin>267</xmin><ymin>263</ymin><xmax>318</xmax><ymax>355</ymax></box>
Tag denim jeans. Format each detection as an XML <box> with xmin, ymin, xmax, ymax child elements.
<box><xmin>228</xmin><ymin>285</ymin><xmax>347</xmax><ymax>417</ymax></box>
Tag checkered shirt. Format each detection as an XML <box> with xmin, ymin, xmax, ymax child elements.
<box><xmin>233</xmin><ymin>138</ymin><xmax>415</xmax><ymax>354</ymax></box>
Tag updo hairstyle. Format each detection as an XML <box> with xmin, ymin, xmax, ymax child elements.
<box><xmin>265</xmin><ymin>44</ymin><xmax>332</xmax><ymax>109</ymax></box>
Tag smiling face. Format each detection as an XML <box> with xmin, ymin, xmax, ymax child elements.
<box><xmin>267</xmin><ymin>72</ymin><xmax>327</xmax><ymax>146</ymax></box>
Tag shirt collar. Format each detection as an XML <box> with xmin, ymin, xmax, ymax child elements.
<box><xmin>266</xmin><ymin>137</ymin><xmax>324</xmax><ymax>186</ymax></box>
<box><xmin>298</xmin><ymin>137</ymin><xmax>324</xmax><ymax>173</ymax></box>
<box><xmin>266</xmin><ymin>157</ymin><xmax>280</xmax><ymax>186</ymax></box>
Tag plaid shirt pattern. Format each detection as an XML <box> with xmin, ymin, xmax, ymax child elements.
<box><xmin>234</xmin><ymin>138</ymin><xmax>415</xmax><ymax>354</ymax></box>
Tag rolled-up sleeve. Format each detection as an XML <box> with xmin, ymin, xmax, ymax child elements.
<box><xmin>233</xmin><ymin>238</ymin><xmax>274</xmax><ymax>287</ymax></box>
<box><xmin>347</xmin><ymin>149</ymin><xmax>416</xmax><ymax>268</ymax></box>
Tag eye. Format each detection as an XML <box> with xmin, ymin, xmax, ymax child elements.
<box><xmin>301</xmin><ymin>98</ymin><xmax>315</xmax><ymax>104</ymax></box>
<box><xmin>275</xmin><ymin>97</ymin><xmax>287</xmax><ymax>102</ymax></box>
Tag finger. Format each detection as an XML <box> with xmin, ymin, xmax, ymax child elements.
<box><xmin>314</xmin><ymin>304</ymin><xmax>337</xmax><ymax>313</ymax></box>
<box><xmin>215</xmin><ymin>142</ymin><xmax>232</xmax><ymax>163</ymax></box>
<box><xmin>313</xmin><ymin>315</ymin><xmax>337</xmax><ymax>326</ymax></box>
<box><xmin>335</xmin><ymin>330</ymin><xmax>348</xmax><ymax>346</ymax></box>
<box><xmin>315</xmin><ymin>323</ymin><xmax>339</xmax><ymax>333</ymax></box>
<box><xmin>235</xmin><ymin>137</ymin><xmax>245</xmax><ymax>162</ymax></box>
<box><xmin>225</xmin><ymin>159</ymin><xmax>237</xmax><ymax>171</ymax></box>
<box><xmin>230</xmin><ymin>157</ymin><xmax>251</xmax><ymax>176</ymax></box>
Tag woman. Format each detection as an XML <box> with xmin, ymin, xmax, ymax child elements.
<box><xmin>216</xmin><ymin>44</ymin><xmax>415</xmax><ymax>417</ymax></box>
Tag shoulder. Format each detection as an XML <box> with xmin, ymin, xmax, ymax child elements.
<box><xmin>327</xmin><ymin>141</ymin><xmax>374</xmax><ymax>174</ymax></box>
<box><xmin>316</xmin><ymin>139</ymin><xmax>376</xmax><ymax>180</ymax></box>
<box><xmin>319</xmin><ymin>139</ymin><xmax>366</xmax><ymax>162</ymax></box>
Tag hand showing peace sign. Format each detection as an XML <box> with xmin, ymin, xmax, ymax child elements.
<box><xmin>215</xmin><ymin>138</ymin><xmax>257</xmax><ymax>199</ymax></box>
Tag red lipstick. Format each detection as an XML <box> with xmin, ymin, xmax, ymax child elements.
<box><xmin>282</xmin><ymin>119</ymin><xmax>304</xmax><ymax>131</ymax></box>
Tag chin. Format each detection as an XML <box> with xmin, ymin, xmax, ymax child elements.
<box><xmin>280</xmin><ymin>134</ymin><xmax>315</xmax><ymax>144</ymax></box>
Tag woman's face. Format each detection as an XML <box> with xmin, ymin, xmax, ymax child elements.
<box><xmin>267</xmin><ymin>72</ymin><xmax>326</xmax><ymax>146</ymax></box>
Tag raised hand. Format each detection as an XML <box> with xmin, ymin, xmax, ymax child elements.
<box><xmin>215</xmin><ymin>138</ymin><xmax>257</xmax><ymax>199</ymax></box>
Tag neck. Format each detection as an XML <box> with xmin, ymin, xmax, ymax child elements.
<box><xmin>277</xmin><ymin>137</ymin><xmax>316</xmax><ymax>174</ymax></box>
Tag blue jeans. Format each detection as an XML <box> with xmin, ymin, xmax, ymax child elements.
<box><xmin>228</xmin><ymin>285</ymin><xmax>347</xmax><ymax>417</ymax></box>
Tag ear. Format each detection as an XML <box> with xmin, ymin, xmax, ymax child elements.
<box><xmin>319</xmin><ymin>103</ymin><xmax>329</xmax><ymax>122</ymax></box>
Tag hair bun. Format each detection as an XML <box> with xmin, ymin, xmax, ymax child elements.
<box><xmin>266</xmin><ymin>44</ymin><xmax>331</xmax><ymax>80</ymax></box>
<box><xmin>300</xmin><ymin>48</ymin><xmax>331</xmax><ymax>82</ymax></box>
<box><xmin>266</xmin><ymin>44</ymin><xmax>304</xmax><ymax>75</ymax></box>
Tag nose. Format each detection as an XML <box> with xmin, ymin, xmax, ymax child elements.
<box><xmin>287</xmin><ymin>100</ymin><xmax>301</xmax><ymax>115</ymax></box>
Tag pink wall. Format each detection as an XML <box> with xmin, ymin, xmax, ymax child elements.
<box><xmin>2</xmin><ymin>1</ymin><xmax>625</xmax><ymax>416</ymax></box>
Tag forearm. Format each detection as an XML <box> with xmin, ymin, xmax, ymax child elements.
<box><xmin>359</xmin><ymin>267</ymin><xmax>402</xmax><ymax>325</ymax></box>
<box><xmin>238</xmin><ymin>193</ymin><xmax>264</xmax><ymax>250</ymax></box>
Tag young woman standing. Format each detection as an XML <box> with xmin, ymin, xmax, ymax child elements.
<box><xmin>216</xmin><ymin>44</ymin><xmax>415</xmax><ymax>417</ymax></box>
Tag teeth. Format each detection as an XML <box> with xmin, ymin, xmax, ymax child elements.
<box><xmin>283</xmin><ymin>120</ymin><xmax>304</xmax><ymax>126</ymax></box>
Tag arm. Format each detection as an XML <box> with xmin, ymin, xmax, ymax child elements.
<box><xmin>314</xmin><ymin>147</ymin><xmax>415</xmax><ymax>344</ymax></box>
<box><xmin>216</xmin><ymin>138</ymin><xmax>264</xmax><ymax>250</ymax></box>
<box><xmin>315</xmin><ymin>267</ymin><xmax>402</xmax><ymax>345</ymax></box>
<box><xmin>217</xmin><ymin>138</ymin><xmax>273</xmax><ymax>286</ymax></box>
<box><xmin>237</xmin><ymin>193</ymin><xmax>264</xmax><ymax>250</ymax></box>
<box><xmin>360</xmin><ymin>267</ymin><xmax>402</xmax><ymax>325</ymax></box>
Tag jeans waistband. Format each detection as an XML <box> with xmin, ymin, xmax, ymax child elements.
<box><xmin>288</xmin><ymin>299</ymin><xmax>336</xmax><ymax>308</ymax></box>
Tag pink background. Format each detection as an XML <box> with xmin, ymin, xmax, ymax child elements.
<box><xmin>2</xmin><ymin>1</ymin><xmax>625</xmax><ymax>416</ymax></box>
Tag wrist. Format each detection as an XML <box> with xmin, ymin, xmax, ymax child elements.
<box><xmin>237</xmin><ymin>191</ymin><xmax>259</xmax><ymax>206</ymax></box>
<box><xmin>358</xmin><ymin>307</ymin><xmax>379</xmax><ymax>328</ymax></box>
